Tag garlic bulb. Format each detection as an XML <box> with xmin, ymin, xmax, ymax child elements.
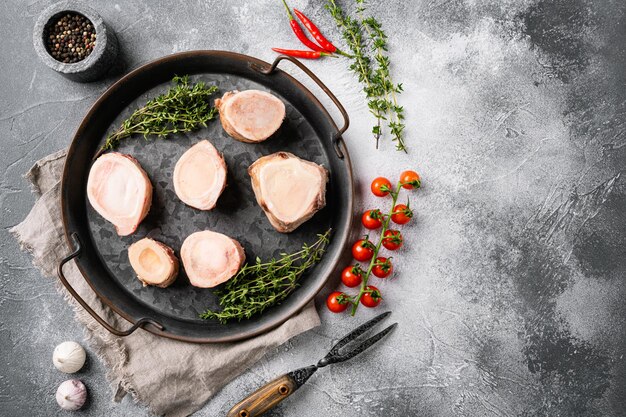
<box><xmin>56</xmin><ymin>379</ymin><xmax>87</xmax><ymax>411</ymax></box>
<box><xmin>53</xmin><ymin>341</ymin><xmax>86</xmax><ymax>373</ymax></box>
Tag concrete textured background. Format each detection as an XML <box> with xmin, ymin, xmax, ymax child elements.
<box><xmin>1</xmin><ymin>0</ymin><xmax>625</xmax><ymax>416</ymax></box>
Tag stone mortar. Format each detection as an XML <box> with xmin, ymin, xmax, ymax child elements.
<box><xmin>33</xmin><ymin>1</ymin><xmax>118</xmax><ymax>82</ymax></box>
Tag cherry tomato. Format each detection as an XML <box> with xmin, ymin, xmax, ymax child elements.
<box><xmin>391</xmin><ymin>204</ymin><xmax>413</xmax><ymax>225</ymax></box>
<box><xmin>326</xmin><ymin>292</ymin><xmax>349</xmax><ymax>313</ymax></box>
<box><xmin>352</xmin><ymin>239</ymin><xmax>375</xmax><ymax>262</ymax></box>
<box><xmin>360</xmin><ymin>286</ymin><xmax>382</xmax><ymax>308</ymax></box>
<box><xmin>362</xmin><ymin>209</ymin><xmax>383</xmax><ymax>230</ymax></box>
<box><xmin>371</xmin><ymin>177</ymin><xmax>392</xmax><ymax>197</ymax></box>
<box><xmin>372</xmin><ymin>257</ymin><xmax>393</xmax><ymax>278</ymax></box>
<box><xmin>400</xmin><ymin>170</ymin><xmax>421</xmax><ymax>190</ymax></box>
<box><xmin>382</xmin><ymin>229</ymin><xmax>403</xmax><ymax>250</ymax></box>
<box><xmin>341</xmin><ymin>265</ymin><xmax>363</xmax><ymax>287</ymax></box>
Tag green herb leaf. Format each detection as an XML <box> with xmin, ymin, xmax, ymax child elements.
<box><xmin>200</xmin><ymin>230</ymin><xmax>332</xmax><ymax>324</ymax></box>
<box><xmin>325</xmin><ymin>0</ymin><xmax>407</xmax><ymax>152</ymax></box>
<box><xmin>101</xmin><ymin>75</ymin><xmax>219</xmax><ymax>151</ymax></box>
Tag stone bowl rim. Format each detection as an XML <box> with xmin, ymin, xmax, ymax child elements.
<box><xmin>33</xmin><ymin>1</ymin><xmax>109</xmax><ymax>74</ymax></box>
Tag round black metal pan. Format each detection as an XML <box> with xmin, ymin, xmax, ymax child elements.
<box><xmin>58</xmin><ymin>51</ymin><xmax>353</xmax><ymax>343</ymax></box>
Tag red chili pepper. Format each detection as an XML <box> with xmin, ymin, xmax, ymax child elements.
<box><xmin>293</xmin><ymin>8</ymin><xmax>337</xmax><ymax>53</ymax></box>
<box><xmin>271</xmin><ymin>48</ymin><xmax>331</xmax><ymax>59</ymax></box>
<box><xmin>281</xmin><ymin>0</ymin><xmax>324</xmax><ymax>52</ymax></box>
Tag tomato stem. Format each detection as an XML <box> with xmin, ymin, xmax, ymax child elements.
<box><xmin>350</xmin><ymin>182</ymin><xmax>402</xmax><ymax>315</ymax></box>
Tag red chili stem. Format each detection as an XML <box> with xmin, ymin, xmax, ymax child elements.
<box><xmin>280</xmin><ymin>0</ymin><xmax>295</xmax><ymax>19</ymax></box>
<box><xmin>281</xmin><ymin>0</ymin><xmax>324</xmax><ymax>52</ymax></box>
<box><xmin>293</xmin><ymin>8</ymin><xmax>338</xmax><ymax>54</ymax></box>
<box><xmin>271</xmin><ymin>48</ymin><xmax>332</xmax><ymax>59</ymax></box>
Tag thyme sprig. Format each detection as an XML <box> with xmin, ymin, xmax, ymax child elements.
<box><xmin>325</xmin><ymin>0</ymin><xmax>407</xmax><ymax>152</ymax></box>
<box><xmin>362</xmin><ymin>15</ymin><xmax>406</xmax><ymax>152</ymax></box>
<box><xmin>326</xmin><ymin>0</ymin><xmax>381</xmax><ymax>145</ymax></box>
<box><xmin>101</xmin><ymin>75</ymin><xmax>219</xmax><ymax>151</ymax></box>
<box><xmin>200</xmin><ymin>230</ymin><xmax>331</xmax><ymax>324</ymax></box>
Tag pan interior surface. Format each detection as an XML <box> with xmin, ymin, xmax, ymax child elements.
<box><xmin>88</xmin><ymin>74</ymin><xmax>333</xmax><ymax>320</ymax></box>
<box><xmin>62</xmin><ymin>52</ymin><xmax>352</xmax><ymax>342</ymax></box>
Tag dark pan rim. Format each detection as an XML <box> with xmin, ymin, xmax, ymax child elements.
<box><xmin>61</xmin><ymin>50</ymin><xmax>353</xmax><ymax>343</ymax></box>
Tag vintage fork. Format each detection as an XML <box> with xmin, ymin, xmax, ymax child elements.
<box><xmin>226</xmin><ymin>311</ymin><xmax>397</xmax><ymax>417</ymax></box>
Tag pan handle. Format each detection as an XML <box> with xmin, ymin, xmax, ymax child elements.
<box><xmin>57</xmin><ymin>232</ymin><xmax>165</xmax><ymax>337</ymax></box>
<box><xmin>251</xmin><ymin>55</ymin><xmax>350</xmax><ymax>159</ymax></box>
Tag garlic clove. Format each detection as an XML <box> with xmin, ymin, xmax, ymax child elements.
<box><xmin>56</xmin><ymin>379</ymin><xmax>87</xmax><ymax>411</ymax></box>
<box><xmin>53</xmin><ymin>341</ymin><xmax>86</xmax><ymax>373</ymax></box>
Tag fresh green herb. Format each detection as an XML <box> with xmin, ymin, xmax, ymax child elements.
<box><xmin>200</xmin><ymin>230</ymin><xmax>332</xmax><ymax>324</ymax></box>
<box><xmin>361</xmin><ymin>14</ymin><xmax>406</xmax><ymax>152</ymax></box>
<box><xmin>101</xmin><ymin>75</ymin><xmax>219</xmax><ymax>151</ymax></box>
<box><xmin>325</xmin><ymin>0</ymin><xmax>407</xmax><ymax>152</ymax></box>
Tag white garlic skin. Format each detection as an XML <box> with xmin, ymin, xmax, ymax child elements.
<box><xmin>56</xmin><ymin>379</ymin><xmax>87</xmax><ymax>411</ymax></box>
<box><xmin>53</xmin><ymin>341</ymin><xmax>86</xmax><ymax>373</ymax></box>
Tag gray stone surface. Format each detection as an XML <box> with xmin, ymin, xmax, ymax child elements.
<box><xmin>1</xmin><ymin>0</ymin><xmax>625</xmax><ymax>416</ymax></box>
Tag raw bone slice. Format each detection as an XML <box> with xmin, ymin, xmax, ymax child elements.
<box><xmin>215</xmin><ymin>90</ymin><xmax>286</xmax><ymax>143</ymax></box>
<box><xmin>128</xmin><ymin>238</ymin><xmax>179</xmax><ymax>288</ymax></box>
<box><xmin>173</xmin><ymin>140</ymin><xmax>227</xmax><ymax>210</ymax></box>
<box><xmin>180</xmin><ymin>230</ymin><xmax>245</xmax><ymax>288</ymax></box>
<box><xmin>248</xmin><ymin>151</ymin><xmax>328</xmax><ymax>233</ymax></box>
<box><xmin>87</xmin><ymin>153</ymin><xmax>152</xmax><ymax>236</ymax></box>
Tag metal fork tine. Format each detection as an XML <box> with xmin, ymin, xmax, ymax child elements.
<box><xmin>327</xmin><ymin>311</ymin><xmax>391</xmax><ymax>357</ymax></box>
<box><xmin>336</xmin><ymin>323</ymin><xmax>397</xmax><ymax>363</ymax></box>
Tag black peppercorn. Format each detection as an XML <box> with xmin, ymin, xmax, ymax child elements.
<box><xmin>44</xmin><ymin>12</ymin><xmax>96</xmax><ymax>64</ymax></box>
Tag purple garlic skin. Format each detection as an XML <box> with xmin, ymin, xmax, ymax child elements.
<box><xmin>56</xmin><ymin>379</ymin><xmax>87</xmax><ymax>411</ymax></box>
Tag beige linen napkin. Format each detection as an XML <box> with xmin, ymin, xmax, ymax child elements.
<box><xmin>11</xmin><ymin>149</ymin><xmax>320</xmax><ymax>417</ymax></box>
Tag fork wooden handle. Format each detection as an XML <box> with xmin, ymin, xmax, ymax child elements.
<box><xmin>226</xmin><ymin>374</ymin><xmax>297</xmax><ymax>417</ymax></box>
